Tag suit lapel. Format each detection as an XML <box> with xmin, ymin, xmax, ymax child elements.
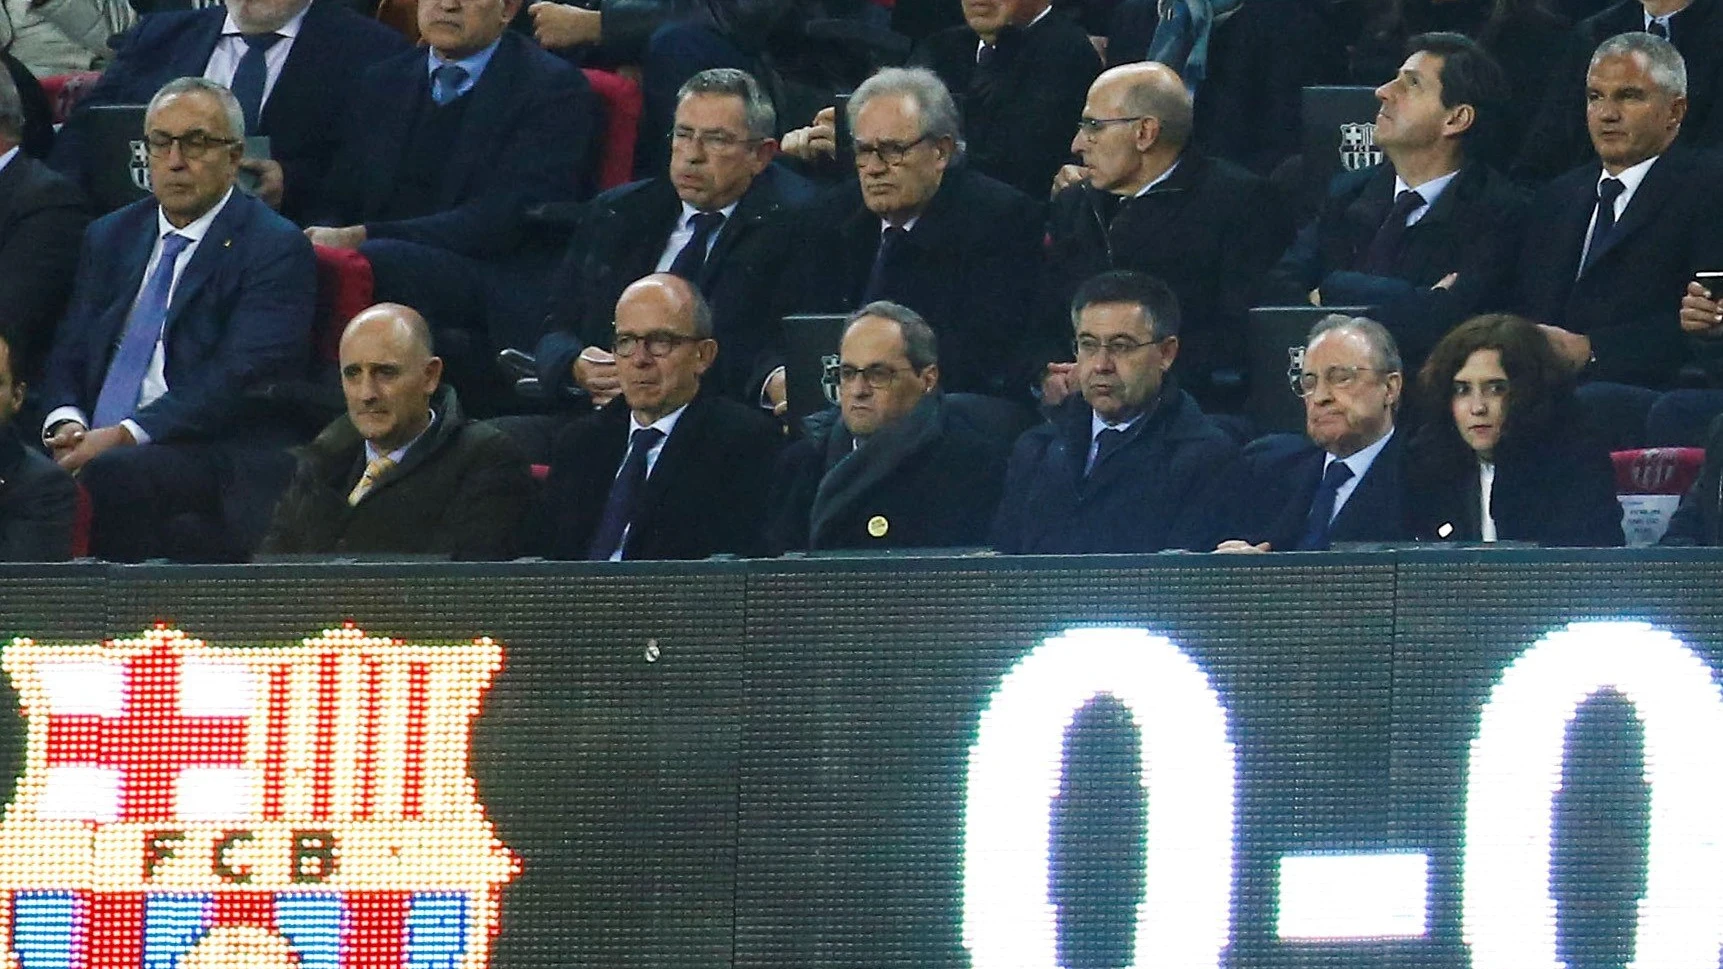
<box><xmin>441</xmin><ymin>34</ymin><xmax>519</xmax><ymax>208</ymax></box>
<box><xmin>628</xmin><ymin>395</ymin><xmax>706</xmax><ymax>548</ymax></box>
<box><xmin>365</xmin><ymin>53</ymin><xmax>421</xmax><ymax>217</ymax></box>
<box><xmin>1271</xmin><ymin>447</ymin><xmax>1325</xmax><ymax>545</ymax></box>
<box><xmin>702</xmin><ymin>175</ymin><xmax>773</xmax><ymax>278</ymax></box>
<box><xmin>0</xmin><ymin>157</ymin><xmax>25</xmax><ymax>229</ymax></box>
<box><xmin>162</xmin><ymin>193</ymin><xmax>247</xmax><ymax>338</ymax></box>
<box><xmin>1343</xmin><ymin>168</ymin><xmax>1396</xmax><ymax>261</ymax></box>
<box><xmin>259</xmin><ymin>2</ymin><xmax>328</xmax><ymax>131</ymax></box>
<box><xmin>180</xmin><ymin>13</ymin><xmax>226</xmax><ymax>77</ymax></box>
<box><xmin>1584</xmin><ymin>153</ymin><xmax>1683</xmax><ymax>272</ymax></box>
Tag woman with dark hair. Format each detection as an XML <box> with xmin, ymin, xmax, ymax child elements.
<box><xmin>1404</xmin><ymin>313</ymin><xmax>1624</xmax><ymax>546</ymax></box>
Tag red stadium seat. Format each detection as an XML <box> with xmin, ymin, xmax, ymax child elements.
<box><xmin>531</xmin><ymin>463</ymin><xmax>549</xmax><ymax>482</ymax></box>
<box><xmin>1612</xmin><ymin>447</ymin><xmax>1704</xmax><ymax>546</ymax></box>
<box><xmin>39</xmin><ymin>71</ymin><xmax>101</xmax><ymax>126</ymax></box>
<box><xmin>312</xmin><ymin>244</ymin><xmax>375</xmax><ymax>363</ymax></box>
<box><xmin>581</xmin><ymin>68</ymin><xmax>640</xmax><ymax>192</ymax></box>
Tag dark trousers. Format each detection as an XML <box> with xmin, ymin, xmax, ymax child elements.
<box><xmin>1647</xmin><ymin>388</ymin><xmax>1723</xmax><ymax>447</ymax></box>
<box><xmin>1575</xmin><ymin>381</ymin><xmax>1660</xmax><ymax>452</ymax></box>
<box><xmin>79</xmin><ymin>441</ymin><xmax>296</xmax><ymax>562</ymax></box>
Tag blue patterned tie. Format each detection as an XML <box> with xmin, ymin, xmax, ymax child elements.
<box><xmin>230</xmin><ymin>32</ymin><xmax>283</xmax><ymax>133</ymax></box>
<box><xmin>93</xmin><ymin>233</ymin><xmax>191</xmax><ymax>428</ymax></box>
<box><xmin>431</xmin><ymin>64</ymin><xmax>470</xmax><ymax>106</ymax></box>
<box><xmin>587</xmin><ymin>427</ymin><xmax>666</xmax><ymax>560</ymax></box>
<box><xmin>1298</xmin><ymin>460</ymin><xmax>1355</xmax><ymax>551</ymax></box>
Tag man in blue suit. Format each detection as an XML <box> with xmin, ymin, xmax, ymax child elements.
<box><xmin>49</xmin><ymin>0</ymin><xmax>407</xmax><ymax>222</ymax></box>
<box><xmin>1216</xmin><ymin>313</ymin><xmax>1409</xmax><ymax>552</ymax></box>
<box><xmin>41</xmin><ymin>78</ymin><xmax>315</xmax><ymax>561</ymax></box>
<box><xmin>304</xmin><ymin>0</ymin><xmax>596</xmax><ymax>415</ymax></box>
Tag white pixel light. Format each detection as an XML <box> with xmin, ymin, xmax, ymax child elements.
<box><xmin>1276</xmin><ymin>851</ymin><xmax>1429</xmax><ymax>941</ymax></box>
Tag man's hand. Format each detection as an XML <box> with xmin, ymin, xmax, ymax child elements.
<box><xmin>779</xmin><ymin>106</ymin><xmax>837</xmax><ymax>162</ymax></box>
<box><xmin>529</xmin><ymin>1</ymin><xmax>602</xmax><ymax>48</ymax></box>
<box><xmin>239</xmin><ymin>158</ymin><xmax>286</xmax><ymax>211</ymax></box>
<box><xmin>1681</xmin><ymin>280</ymin><xmax>1723</xmax><ymax>336</ymax></box>
<box><xmin>1041</xmin><ymin>361</ymin><xmax>1077</xmax><ymax>407</ymax></box>
<box><xmin>574</xmin><ymin>346</ymin><xmax>620</xmax><ymax>407</ymax></box>
<box><xmin>1432</xmin><ymin>272</ymin><xmax>1458</xmax><ymax>290</ymax></box>
<box><xmin>305</xmin><ymin>225</ymin><xmax>366</xmax><ymax>250</ymax></box>
<box><xmin>763</xmin><ymin>367</ymin><xmax>788</xmax><ymax>418</ymax></box>
<box><xmin>43</xmin><ymin>421</ymin><xmax>86</xmax><ymax>462</ymax></box>
<box><xmin>1051</xmin><ymin>163</ymin><xmax>1089</xmax><ymax>197</ymax></box>
<box><xmin>1215</xmin><ymin>540</ymin><xmax>1272</xmax><ymax>554</ymax></box>
<box><xmin>55</xmin><ymin>424</ymin><xmax>135</xmax><ymax>474</ymax></box>
<box><xmin>1537</xmin><ymin>322</ymin><xmax>1592</xmax><ymax>371</ymax></box>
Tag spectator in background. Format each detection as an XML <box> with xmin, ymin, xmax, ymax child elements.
<box><xmin>48</xmin><ymin>0</ymin><xmax>406</xmax><ymax>220</ymax></box>
<box><xmin>0</xmin><ymin>65</ymin><xmax>86</xmax><ymax>380</ymax></box>
<box><xmin>1405</xmin><ymin>313</ymin><xmax>1624</xmax><ymax>546</ymax></box>
<box><xmin>765</xmin><ymin>302</ymin><xmax>1021</xmax><ymax>552</ymax></box>
<box><xmin>1216</xmin><ymin>314</ymin><xmax>1409</xmax><ymax>552</ymax></box>
<box><xmin>909</xmin><ymin>0</ymin><xmax>1101</xmax><ymax>198</ymax></box>
<box><xmin>992</xmin><ymin>270</ymin><xmax>1238</xmax><ymax>553</ymax></box>
<box><xmin>1513</xmin><ymin>32</ymin><xmax>1723</xmax><ymax>449</ymax></box>
<box><xmin>304</xmin><ymin>0</ymin><xmax>595</xmax><ymax>417</ymax></box>
<box><xmin>0</xmin><ymin>0</ymin><xmax>133</xmax><ymax>75</ymax></box>
<box><xmin>39</xmin><ymin>78</ymin><xmax>314</xmax><ymax>561</ymax></box>
<box><xmin>0</xmin><ymin>329</ymin><xmax>73</xmax><ymax>561</ymax></box>
<box><xmin>259</xmin><ymin>304</ymin><xmax>534</xmax><ymax>560</ymax></box>
<box><xmin>1</xmin><ymin>51</ymin><xmax>55</xmax><ymax>158</ymax></box>
<box><xmin>1659</xmin><ymin>411</ymin><xmax>1723</xmax><ymax>543</ymax></box>
<box><xmin>537</xmin><ymin>274</ymin><xmax>782</xmax><ymax>560</ymax></box>
<box><xmin>1266</xmin><ymin>32</ymin><xmax>1525</xmax><ymax>373</ymax></box>
<box><xmin>1045</xmin><ymin>61</ymin><xmax>1291</xmax><ymax>414</ymax></box>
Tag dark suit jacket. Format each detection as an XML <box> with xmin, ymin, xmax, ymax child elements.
<box><xmin>1267</xmin><ymin>162</ymin><xmax>1527</xmax><ymax>368</ymax></box>
<box><xmin>0</xmin><ymin>428</ymin><xmax>75</xmax><ymax>561</ymax></box>
<box><xmin>786</xmin><ymin>163</ymin><xmax>1049</xmax><ymax>398</ymax></box>
<box><xmin>1047</xmin><ymin>151</ymin><xmax>1293</xmax><ymax>410</ymax></box>
<box><xmin>538</xmin><ymin>391</ymin><xmax>783</xmax><ymax>560</ymax></box>
<box><xmin>1661</xmin><ymin>410</ymin><xmax>1723</xmax><ymax>545</ymax></box>
<box><xmin>49</xmin><ymin>1</ymin><xmax>408</xmax><ymax>221</ymax></box>
<box><xmin>991</xmin><ymin>384</ymin><xmax>1239</xmax><ymax>553</ymax></box>
<box><xmin>0</xmin><ymin>152</ymin><xmax>88</xmax><ymax>376</ymax></box>
<box><xmin>259</xmin><ymin>384</ymin><xmax>535</xmax><ymax>559</ymax></box>
<box><xmin>310</xmin><ymin>30</ymin><xmax>595</xmax><ymax>266</ymax></box>
<box><xmin>1223</xmin><ymin>429</ymin><xmax>1410</xmax><ymax>550</ymax></box>
<box><xmin>531</xmin><ymin>164</ymin><xmax>814</xmax><ymax>401</ymax></box>
<box><xmin>909</xmin><ymin>12</ymin><xmax>1101</xmax><ymax>198</ymax></box>
<box><xmin>1514</xmin><ymin>148</ymin><xmax>1723</xmax><ymax>389</ymax></box>
<box><xmin>40</xmin><ymin>190</ymin><xmax>316</xmax><ymax>443</ymax></box>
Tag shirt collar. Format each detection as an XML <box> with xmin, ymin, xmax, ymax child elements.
<box><xmin>427</xmin><ymin>36</ymin><xmax>503</xmax><ymax>87</ymax></box>
<box><xmin>221</xmin><ymin>2</ymin><xmax>308</xmax><ymax>39</ymax></box>
<box><xmin>631</xmin><ymin>401</ymin><xmax>690</xmax><ymax>439</ymax></box>
<box><xmin>680</xmin><ymin>199</ymin><xmax>740</xmax><ymax>229</ymax></box>
<box><xmin>0</xmin><ymin>146</ymin><xmax>18</xmax><ymax>176</ymax></box>
<box><xmin>155</xmin><ymin>185</ymin><xmax>235</xmax><ymax>243</ymax></box>
<box><xmin>1133</xmin><ymin>159</ymin><xmax>1181</xmax><ymax>197</ymax></box>
<box><xmin>1323</xmin><ymin>425</ymin><xmax>1395</xmax><ymax>479</ymax></box>
<box><xmin>1600</xmin><ymin>153</ymin><xmax>1659</xmax><ymax>193</ymax></box>
<box><xmin>363</xmin><ymin>408</ymin><xmax>436</xmax><ymax>464</ymax></box>
<box><xmin>1090</xmin><ymin>408</ymin><xmax>1144</xmax><ymax>439</ymax></box>
<box><xmin>880</xmin><ymin>214</ymin><xmax>920</xmax><ymax>234</ymax></box>
<box><xmin>1392</xmin><ymin>169</ymin><xmax>1459</xmax><ymax>208</ymax></box>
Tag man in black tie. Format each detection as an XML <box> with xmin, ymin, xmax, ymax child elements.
<box><xmin>991</xmin><ymin>269</ymin><xmax>1238</xmax><ymax>553</ymax></box>
<box><xmin>1266</xmin><ymin>32</ymin><xmax>1526</xmax><ymax>372</ymax></box>
<box><xmin>537</xmin><ymin>273</ymin><xmax>782</xmax><ymax>560</ymax></box>
<box><xmin>1216</xmin><ymin>314</ymin><xmax>1410</xmax><ymax>552</ymax></box>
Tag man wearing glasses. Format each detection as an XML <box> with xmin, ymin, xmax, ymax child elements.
<box><xmin>991</xmin><ymin>269</ymin><xmax>1239</xmax><ymax>553</ymax></box>
<box><xmin>764</xmin><ymin>301</ymin><xmax>1020</xmax><ymax>552</ymax></box>
<box><xmin>1216</xmin><ymin>314</ymin><xmax>1409</xmax><ymax>552</ymax></box>
<box><xmin>537</xmin><ymin>273</ymin><xmax>781</xmax><ymax>560</ymax></box>
<box><xmin>39</xmin><ymin>77</ymin><xmax>315</xmax><ymax>561</ymax></box>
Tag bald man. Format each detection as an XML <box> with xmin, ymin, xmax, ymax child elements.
<box><xmin>537</xmin><ymin>273</ymin><xmax>781</xmax><ymax>560</ymax></box>
<box><xmin>258</xmin><ymin>302</ymin><xmax>534</xmax><ymax>560</ymax></box>
<box><xmin>1044</xmin><ymin>61</ymin><xmax>1292</xmax><ymax>414</ymax></box>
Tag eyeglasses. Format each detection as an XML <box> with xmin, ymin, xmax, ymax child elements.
<box><xmin>612</xmin><ymin>331</ymin><xmax>704</xmax><ymax>358</ymax></box>
<box><xmin>1074</xmin><ymin>335</ymin><xmax>1160</xmax><ymax>358</ymax></box>
<box><xmin>1451</xmin><ymin>378</ymin><xmax>1510</xmax><ymax>401</ymax></box>
<box><xmin>853</xmin><ymin>135</ymin><xmax>929</xmax><ymax>167</ymax></box>
<box><xmin>837</xmin><ymin>363</ymin><xmax>915</xmax><ymax>388</ymax></box>
<box><xmin>1291</xmin><ymin>365</ymin><xmax>1389</xmax><ymax>397</ymax></box>
<box><xmin>143</xmin><ymin>130</ymin><xmax>241</xmax><ymax>159</ymax></box>
<box><xmin>1074</xmin><ymin>116</ymin><xmax>1147</xmax><ymax>139</ymax></box>
<box><xmin>668</xmin><ymin>127</ymin><xmax>762</xmax><ymax>153</ymax></box>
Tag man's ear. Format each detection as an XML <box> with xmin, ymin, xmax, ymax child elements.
<box><xmin>425</xmin><ymin>355</ymin><xmax>445</xmax><ymax>390</ymax></box>
<box><xmin>919</xmin><ymin>362</ymin><xmax>940</xmax><ymax>392</ymax></box>
<box><xmin>1158</xmin><ymin>334</ymin><xmax>1180</xmax><ymax>369</ymax></box>
<box><xmin>1443</xmin><ymin>102</ymin><xmax>1476</xmax><ymax>139</ymax></box>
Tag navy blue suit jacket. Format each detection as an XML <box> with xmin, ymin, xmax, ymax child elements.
<box><xmin>49</xmin><ymin>1</ymin><xmax>408</xmax><ymax>221</ymax></box>
<box><xmin>40</xmin><ymin>190</ymin><xmax>316</xmax><ymax>444</ymax></box>
<box><xmin>1224</xmin><ymin>430</ymin><xmax>1409</xmax><ymax>550</ymax></box>
<box><xmin>311</xmin><ymin>30</ymin><xmax>595</xmax><ymax>266</ymax></box>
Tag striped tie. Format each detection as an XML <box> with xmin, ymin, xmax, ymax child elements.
<box><xmin>348</xmin><ymin>456</ymin><xmax>396</xmax><ymax>506</ymax></box>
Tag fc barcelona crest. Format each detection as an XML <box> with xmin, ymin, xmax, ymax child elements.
<box><xmin>127</xmin><ymin>140</ymin><xmax>153</xmax><ymax>193</ymax></box>
<box><xmin>1337</xmin><ymin>122</ymin><xmax>1382</xmax><ymax>172</ymax></box>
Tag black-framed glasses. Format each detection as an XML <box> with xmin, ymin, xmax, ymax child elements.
<box><xmin>143</xmin><ymin>130</ymin><xmax>241</xmax><ymax>159</ymax></box>
<box><xmin>667</xmin><ymin>127</ymin><xmax>763</xmax><ymax>153</ymax></box>
<box><xmin>1291</xmin><ymin>365</ymin><xmax>1389</xmax><ymax>397</ymax></box>
<box><xmin>1074</xmin><ymin>116</ymin><xmax>1147</xmax><ymax>138</ymax></box>
<box><xmin>837</xmin><ymin>363</ymin><xmax>914</xmax><ymax>388</ymax></box>
<box><xmin>853</xmin><ymin>135</ymin><xmax>929</xmax><ymax>167</ymax></box>
<box><xmin>613</xmin><ymin>331</ymin><xmax>704</xmax><ymax>358</ymax></box>
<box><xmin>1074</xmin><ymin>335</ymin><xmax>1160</xmax><ymax>358</ymax></box>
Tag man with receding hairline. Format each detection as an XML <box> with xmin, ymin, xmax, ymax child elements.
<box><xmin>259</xmin><ymin>302</ymin><xmax>535</xmax><ymax>560</ymax></box>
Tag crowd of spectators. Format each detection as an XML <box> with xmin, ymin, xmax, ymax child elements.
<box><xmin>4</xmin><ymin>0</ymin><xmax>1723</xmax><ymax>561</ymax></box>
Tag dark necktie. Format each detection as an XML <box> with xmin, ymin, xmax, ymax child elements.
<box><xmin>586</xmin><ymin>427</ymin><xmax>666</xmax><ymax>560</ymax></box>
<box><xmin>1360</xmin><ymin>189</ymin><xmax>1425</xmax><ymax>274</ymax></box>
<box><xmin>1086</xmin><ymin>427</ymin><xmax>1127</xmax><ymax>477</ymax></box>
<box><xmin>1298</xmin><ymin>460</ymin><xmax>1356</xmax><ymax>551</ymax></box>
<box><xmin>93</xmin><ymin>232</ymin><xmax>191</xmax><ymax>428</ymax></box>
<box><xmin>431</xmin><ymin>63</ymin><xmax>470</xmax><ymax>106</ymax></box>
<box><xmin>230</xmin><ymin>32</ymin><xmax>283</xmax><ymax>133</ymax></box>
<box><xmin>861</xmin><ymin>226</ymin><xmax>907</xmax><ymax>303</ymax></box>
<box><xmin>1649</xmin><ymin>17</ymin><xmax>1669</xmax><ymax>37</ymax></box>
<box><xmin>668</xmin><ymin>211</ymin><xmax>726</xmax><ymax>283</ymax></box>
<box><xmin>977</xmin><ymin>43</ymin><xmax>997</xmax><ymax>69</ymax></box>
<box><xmin>1583</xmin><ymin>177</ymin><xmax>1626</xmax><ymax>271</ymax></box>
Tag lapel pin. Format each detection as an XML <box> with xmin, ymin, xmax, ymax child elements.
<box><xmin>867</xmin><ymin>515</ymin><xmax>889</xmax><ymax>539</ymax></box>
<box><xmin>223</xmin><ymin>239</ymin><xmax>232</xmax><ymax>248</ymax></box>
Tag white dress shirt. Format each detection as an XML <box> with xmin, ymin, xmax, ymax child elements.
<box><xmin>1321</xmin><ymin>426</ymin><xmax>1395</xmax><ymax>522</ymax></box>
<box><xmin>0</xmin><ymin>146</ymin><xmax>18</xmax><ymax>176</ymax></box>
<box><xmin>1478</xmin><ymin>459</ymin><xmax>1498</xmax><ymax>542</ymax></box>
<box><xmin>202</xmin><ymin>4</ymin><xmax>310</xmax><ymax>115</ymax></box>
<box><xmin>609</xmin><ymin>402</ymin><xmax>689</xmax><ymax>560</ymax></box>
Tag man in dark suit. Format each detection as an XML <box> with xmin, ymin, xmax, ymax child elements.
<box><xmin>765</xmin><ymin>301</ymin><xmax>1019</xmax><ymax>552</ymax></box>
<box><xmin>538</xmin><ymin>273</ymin><xmax>782</xmax><ymax>560</ymax></box>
<box><xmin>0</xmin><ymin>330</ymin><xmax>75</xmax><ymax>561</ymax></box>
<box><xmin>782</xmin><ymin>67</ymin><xmax>1048</xmax><ymax>402</ymax></box>
<box><xmin>304</xmin><ymin>0</ymin><xmax>596</xmax><ymax>414</ymax></box>
<box><xmin>49</xmin><ymin>0</ymin><xmax>407</xmax><ymax>222</ymax></box>
<box><xmin>1266</xmin><ymin>32</ymin><xmax>1526</xmax><ymax>372</ymax></box>
<box><xmin>0</xmin><ymin>67</ymin><xmax>87</xmax><ymax>379</ymax></box>
<box><xmin>1217</xmin><ymin>314</ymin><xmax>1409</xmax><ymax>552</ymax></box>
<box><xmin>259</xmin><ymin>303</ymin><xmax>535</xmax><ymax>559</ymax></box>
<box><xmin>40</xmin><ymin>78</ymin><xmax>315</xmax><ymax>561</ymax></box>
<box><xmin>1044</xmin><ymin>60</ymin><xmax>1291</xmax><ymax>413</ymax></box>
<box><xmin>1514</xmin><ymin>33</ymin><xmax>1723</xmax><ymax>404</ymax></box>
<box><xmin>991</xmin><ymin>270</ymin><xmax>1238</xmax><ymax>553</ymax></box>
<box><xmin>908</xmin><ymin>0</ymin><xmax>1101</xmax><ymax>198</ymax></box>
